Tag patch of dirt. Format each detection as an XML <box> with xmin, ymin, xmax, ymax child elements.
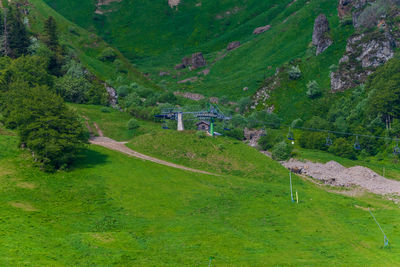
<box><xmin>9</xmin><ymin>202</ymin><xmax>38</xmax><ymax>212</ymax></box>
<box><xmin>90</xmin><ymin>137</ymin><xmax>218</xmax><ymax>176</ymax></box>
<box><xmin>177</xmin><ymin>76</ymin><xmax>198</xmax><ymax>84</ymax></box>
<box><xmin>168</xmin><ymin>0</ymin><xmax>181</xmax><ymax>8</ymax></box>
<box><xmin>93</xmin><ymin>123</ymin><xmax>104</xmax><ymax>137</ymax></box>
<box><xmin>16</xmin><ymin>182</ymin><xmax>36</xmax><ymax>189</ymax></box>
<box><xmin>355</xmin><ymin>205</ymin><xmax>373</xmax><ymax>211</ymax></box>
<box><xmin>92</xmin><ymin>233</ymin><xmax>115</xmax><ymax>243</ymax></box>
<box><xmin>282</xmin><ymin>159</ymin><xmax>400</xmax><ymax>196</ymax></box>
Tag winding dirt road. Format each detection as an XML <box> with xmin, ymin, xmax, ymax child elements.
<box><xmin>86</xmin><ymin>120</ymin><xmax>217</xmax><ymax>177</ymax></box>
<box><xmin>90</xmin><ymin>137</ymin><xmax>217</xmax><ymax>175</ymax></box>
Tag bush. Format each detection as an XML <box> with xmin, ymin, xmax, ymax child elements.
<box><xmin>306</xmin><ymin>80</ymin><xmax>322</xmax><ymax>98</ymax></box>
<box><xmin>298</xmin><ymin>132</ymin><xmax>328</xmax><ymax>150</ymax></box>
<box><xmin>291</xmin><ymin>118</ymin><xmax>303</xmax><ymax>128</ymax></box>
<box><xmin>288</xmin><ymin>65</ymin><xmax>301</xmax><ymax>80</ymax></box>
<box><xmin>271</xmin><ymin>141</ymin><xmax>293</xmax><ymax>161</ymax></box>
<box><xmin>225</xmin><ymin>128</ymin><xmax>244</xmax><ymax>140</ymax></box>
<box><xmin>328</xmin><ymin>138</ymin><xmax>357</xmax><ymax>160</ymax></box>
<box><xmin>196</xmin><ymin>131</ymin><xmax>207</xmax><ymax>139</ymax></box>
<box><xmin>127</xmin><ymin>118</ymin><xmax>140</xmax><ymax>130</ymax></box>
<box><xmin>101</xmin><ymin>107</ymin><xmax>111</xmax><ymax>113</ymax></box>
<box><xmin>258</xmin><ymin>131</ymin><xmax>284</xmax><ymax>150</ymax></box>
<box><xmin>98</xmin><ymin>47</ymin><xmax>117</xmax><ymax>62</ymax></box>
<box><xmin>117</xmin><ymin>85</ymin><xmax>130</xmax><ymax>98</ymax></box>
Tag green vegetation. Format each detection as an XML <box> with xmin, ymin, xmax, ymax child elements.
<box><xmin>2</xmin><ymin>126</ymin><xmax>400</xmax><ymax>264</ymax></box>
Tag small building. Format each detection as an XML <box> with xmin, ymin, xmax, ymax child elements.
<box><xmin>196</xmin><ymin>121</ymin><xmax>210</xmax><ymax>132</ymax></box>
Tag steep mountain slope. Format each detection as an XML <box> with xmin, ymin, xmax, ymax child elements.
<box><xmin>43</xmin><ymin>0</ymin><xmax>348</xmax><ymax>101</ymax></box>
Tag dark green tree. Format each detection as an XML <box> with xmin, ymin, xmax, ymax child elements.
<box><xmin>43</xmin><ymin>16</ymin><xmax>58</xmax><ymax>51</ymax></box>
<box><xmin>1</xmin><ymin>83</ymin><xmax>87</xmax><ymax>171</ymax></box>
<box><xmin>7</xmin><ymin>5</ymin><xmax>30</xmax><ymax>58</ymax></box>
<box><xmin>366</xmin><ymin>58</ymin><xmax>400</xmax><ymax>129</ymax></box>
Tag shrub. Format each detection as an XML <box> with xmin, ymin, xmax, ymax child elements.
<box><xmin>225</xmin><ymin>128</ymin><xmax>244</xmax><ymax>140</ymax></box>
<box><xmin>258</xmin><ymin>131</ymin><xmax>284</xmax><ymax>151</ymax></box>
<box><xmin>114</xmin><ymin>59</ymin><xmax>127</xmax><ymax>73</ymax></box>
<box><xmin>127</xmin><ymin>118</ymin><xmax>140</xmax><ymax>130</ymax></box>
<box><xmin>196</xmin><ymin>131</ymin><xmax>207</xmax><ymax>139</ymax></box>
<box><xmin>288</xmin><ymin>65</ymin><xmax>301</xmax><ymax>80</ymax></box>
<box><xmin>298</xmin><ymin>132</ymin><xmax>328</xmax><ymax>150</ymax></box>
<box><xmin>306</xmin><ymin>80</ymin><xmax>322</xmax><ymax>98</ymax></box>
<box><xmin>291</xmin><ymin>118</ymin><xmax>303</xmax><ymax>128</ymax></box>
<box><xmin>117</xmin><ymin>85</ymin><xmax>130</xmax><ymax>98</ymax></box>
<box><xmin>271</xmin><ymin>141</ymin><xmax>293</xmax><ymax>161</ymax></box>
<box><xmin>101</xmin><ymin>107</ymin><xmax>111</xmax><ymax>113</ymax></box>
<box><xmin>328</xmin><ymin>138</ymin><xmax>357</xmax><ymax>159</ymax></box>
<box><xmin>98</xmin><ymin>47</ymin><xmax>117</xmax><ymax>62</ymax></box>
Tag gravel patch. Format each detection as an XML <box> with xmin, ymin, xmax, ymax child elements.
<box><xmin>282</xmin><ymin>159</ymin><xmax>400</xmax><ymax>196</ymax></box>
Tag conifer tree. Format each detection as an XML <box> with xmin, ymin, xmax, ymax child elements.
<box><xmin>43</xmin><ymin>16</ymin><xmax>58</xmax><ymax>51</ymax></box>
<box><xmin>7</xmin><ymin>5</ymin><xmax>30</xmax><ymax>58</ymax></box>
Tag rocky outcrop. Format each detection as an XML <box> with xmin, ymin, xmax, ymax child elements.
<box><xmin>253</xmin><ymin>25</ymin><xmax>271</xmax><ymax>35</ymax></box>
<box><xmin>175</xmin><ymin>63</ymin><xmax>186</xmax><ymax>70</ymax></box>
<box><xmin>105</xmin><ymin>84</ymin><xmax>118</xmax><ymax>108</ymax></box>
<box><xmin>168</xmin><ymin>0</ymin><xmax>180</xmax><ymax>8</ymax></box>
<box><xmin>338</xmin><ymin>0</ymin><xmax>353</xmax><ymax>18</ymax></box>
<box><xmin>251</xmin><ymin>67</ymin><xmax>283</xmax><ymax>111</ymax></box>
<box><xmin>173</xmin><ymin>91</ymin><xmax>205</xmax><ymax>101</ymax></box>
<box><xmin>159</xmin><ymin>71</ymin><xmax>170</xmax><ymax>76</ymax></box>
<box><xmin>331</xmin><ymin>31</ymin><xmax>395</xmax><ymax>91</ymax></box>
<box><xmin>227</xmin><ymin>41</ymin><xmax>241</xmax><ymax>51</ymax></box>
<box><xmin>178</xmin><ymin>52</ymin><xmax>207</xmax><ymax>70</ymax></box>
<box><xmin>244</xmin><ymin>128</ymin><xmax>266</xmax><ymax>148</ymax></box>
<box><xmin>191</xmin><ymin>52</ymin><xmax>207</xmax><ymax>68</ymax></box>
<box><xmin>312</xmin><ymin>14</ymin><xmax>333</xmax><ymax>55</ymax></box>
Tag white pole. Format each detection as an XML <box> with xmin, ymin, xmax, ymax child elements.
<box><xmin>290</xmin><ymin>172</ymin><xmax>294</xmax><ymax>202</ymax></box>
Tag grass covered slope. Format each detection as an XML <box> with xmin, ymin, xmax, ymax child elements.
<box><xmin>42</xmin><ymin>0</ymin><xmax>350</xmax><ymax>100</ymax></box>
<box><xmin>29</xmin><ymin>0</ymin><xmax>158</xmax><ymax>90</ymax></box>
<box><xmin>1</xmin><ymin>130</ymin><xmax>400</xmax><ymax>265</ymax></box>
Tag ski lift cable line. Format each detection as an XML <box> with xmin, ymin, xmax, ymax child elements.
<box><xmin>242</xmin><ymin>118</ymin><xmax>400</xmax><ymax>142</ymax></box>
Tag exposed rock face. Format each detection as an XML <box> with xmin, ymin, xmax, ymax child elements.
<box><xmin>244</xmin><ymin>128</ymin><xmax>266</xmax><ymax>148</ymax></box>
<box><xmin>175</xmin><ymin>63</ymin><xmax>186</xmax><ymax>70</ymax></box>
<box><xmin>312</xmin><ymin>14</ymin><xmax>333</xmax><ymax>55</ymax></box>
<box><xmin>191</xmin><ymin>52</ymin><xmax>206</xmax><ymax>68</ymax></box>
<box><xmin>331</xmin><ymin>32</ymin><xmax>395</xmax><ymax>91</ymax></box>
<box><xmin>178</xmin><ymin>52</ymin><xmax>207</xmax><ymax>70</ymax></box>
<box><xmin>253</xmin><ymin>25</ymin><xmax>271</xmax><ymax>35</ymax></box>
<box><xmin>168</xmin><ymin>0</ymin><xmax>180</xmax><ymax>8</ymax></box>
<box><xmin>173</xmin><ymin>91</ymin><xmax>205</xmax><ymax>101</ymax></box>
<box><xmin>105</xmin><ymin>84</ymin><xmax>118</xmax><ymax>108</ymax></box>
<box><xmin>338</xmin><ymin>0</ymin><xmax>353</xmax><ymax>18</ymax></box>
<box><xmin>159</xmin><ymin>71</ymin><xmax>170</xmax><ymax>76</ymax></box>
<box><xmin>227</xmin><ymin>41</ymin><xmax>241</xmax><ymax>51</ymax></box>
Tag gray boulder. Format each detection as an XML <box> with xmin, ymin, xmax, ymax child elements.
<box><xmin>191</xmin><ymin>52</ymin><xmax>206</xmax><ymax>69</ymax></box>
<box><xmin>312</xmin><ymin>14</ymin><xmax>333</xmax><ymax>55</ymax></box>
<box><xmin>175</xmin><ymin>63</ymin><xmax>186</xmax><ymax>70</ymax></box>
<box><xmin>253</xmin><ymin>25</ymin><xmax>271</xmax><ymax>35</ymax></box>
<box><xmin>227</xmin><ymin>41</ymin><xmax>241</xmax><ymax>51</ymax></box>
<box><xmin>105</xmin><ymin>84</ymin><xmax>118</xmax><ymax>108</ymax></box>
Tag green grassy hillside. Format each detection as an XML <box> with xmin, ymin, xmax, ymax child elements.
<box><xmin>1</xmin><ymin>124</ymin><xmax>400</xmax><ymax>265</ymax></box>
<box><xmin>42</xmin><ymin>0</ymin><xmax>350</xmax><ymax>106</ymax></box>
<box><xmin>29</xmin><ymin>0</ymin><xmax>158</xmax><ymax>90</ymax></box>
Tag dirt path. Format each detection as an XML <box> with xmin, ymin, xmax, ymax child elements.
<box><xmin>82</xmin><ymin>117</ymin><xmax>217</xmax><ymax>176</ymax></box>
<box><xmin>282</xmin><ymin>159</ymin><xmax>400</xmax><ymax>197</ymax></box>
<box><xmin>90</xmin><ymin>137</ymin><xmax>217</xmax><ymax>176</ymax></box>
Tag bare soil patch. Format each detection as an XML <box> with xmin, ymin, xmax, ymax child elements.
<box><xmin>16</xmin><ymin>182</ymin><xmax>36</xmax><ymax>189</ymax></box>
<box><xmin>9</xmin><ymin>202</ymin><xmax>38</xmax><ymax>212</ymax></box>
<box><xmin>283</xmin><ymin>159</ymin><xmax>400</xmax><ymax>196</ymax></box>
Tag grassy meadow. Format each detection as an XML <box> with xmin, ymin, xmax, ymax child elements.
<box><xmin>1</xmin><ymin>111</ymin><xmax>400</xmax><ymax>265</ymax></box>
